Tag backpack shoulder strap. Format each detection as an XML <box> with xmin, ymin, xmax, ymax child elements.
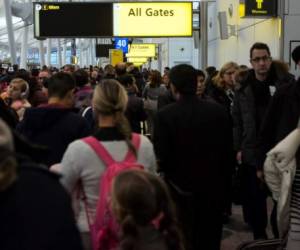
<box><xmin>82</xmin><ymin>136</ymin><xmax>115</xmax><ymax>166</ymax></box>
<box><xmin>124</xmin><ymin>133</ymin><xmax>141</xmax><ymax>162</ymax></box>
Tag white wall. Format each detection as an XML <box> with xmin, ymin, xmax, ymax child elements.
<box><xmin>208</xmin><ymin>0</ymin><xmax>281</xmax><ymax>69</ymax></box>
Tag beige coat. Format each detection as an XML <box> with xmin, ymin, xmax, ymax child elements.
<box><xmin>264</xmin><ymin>129</ymin><xmax>300</xmax><ymax>238</ymax></box>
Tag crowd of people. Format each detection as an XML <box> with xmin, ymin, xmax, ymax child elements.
<box><xmin>1</xmin><ymin>42</ymin><xmax>300</xmax><ymax>250</ymax></box>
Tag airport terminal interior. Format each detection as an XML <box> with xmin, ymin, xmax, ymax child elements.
<box><xmin>1</xmin><ymin>0</ymin><xmax>300</xmax><ymax>250</ymax></box>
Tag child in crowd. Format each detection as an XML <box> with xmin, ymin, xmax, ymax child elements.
<box><xmin>111</xmin><ymin>169</ymin><xmax>184</xmax><ymax>250</ymax></box>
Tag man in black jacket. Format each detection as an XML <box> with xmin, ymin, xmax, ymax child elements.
<box><xmin>233</xmin><ymin>43</ymin><xmax>295</xmax><ymax>239</ymax></box>
<box><xmin>17</xmin><ymin>73</ymin><xmax>91</xmax><ymax>167</ymax></box>
<box><xmin>153</xmin><ymin>64</ymin><xmax>232</xmax><ymax>250</ymax></box>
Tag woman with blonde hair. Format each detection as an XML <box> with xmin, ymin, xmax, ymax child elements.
<box><xmin>6</xmin><ymin>78</ymin><xmax>31</xmax><ymax>121</ymax></box>
<box><xmin>208</xmin><ymin>62</ymin><xmax>239</xmax><ymax>113</ymax></box>
<box><xmin>60</xmin><ymin>79</ymin><xmax>156</xmax><ymax>250</ymax></box>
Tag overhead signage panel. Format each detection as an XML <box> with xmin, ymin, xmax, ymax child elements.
<box><xmin>34</xmin><ymin>2</ymin><xmax>113</xmax><ymax>38</ymax></box>
<box><xmin>113</xmin><ymin>2</ymin><xmax>193</xmax><ymax>37</ymax></box>
<box><xmin>127</xmin><ymin>57</ymin><xmax>148</xmax><ymax>63</ymax></box>
<box><xmin>126</xmin><ymin>44</ymin><xmax>156</xmax><ymax>58</ymax></box>
<box><xmin>115</xmin><ymin>38</ymin><xmax>129</xmax><ymax>53</ymax></box>
<box><xmin>110</xmin><ymin>49</ymin><xmax>123</xmax><ymax>66</ymax></box>
<box><xmin>244</xmin><ymin>0</ymin><xmax>278</xmax><ymax>17</ymax></box>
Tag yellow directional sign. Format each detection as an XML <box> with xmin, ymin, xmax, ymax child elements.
<box><xmin>244</xmin><ymin>0</ymin><xmax>277</xmax><ymax>17</ymax></box>
<box><xmin>126</xmin><ymin>44</ymin><xmax>156</xmax><ymax>58</ymax></box>
<box><xmin>113</xmin><ymin>2</ymin><xmax>192</xmax><ymax>37</ymax></box>
<box><xmin>109</xmin><ymin>49</ymin><xmax>123</xmax><ymax>66</ymax></box>
<box><xmin>127</xmin><ymin>57</ymin><xmax>148</xmax><ymax>63</ymax></box>
<box><xmin>256</xmin><ymin>0</ymin><xmax>263</xmax><ymax>9</ymax></box>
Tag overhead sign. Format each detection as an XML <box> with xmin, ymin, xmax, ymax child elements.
<box><xmin>113</xmin><ymin>2</ymin><xmax>192</xmax><ymax>37</ymax></box>
<box><xmin>34</xmin><ymin>2</ymin><xmax>192</xmax><ymax>38</ymax></box>
<box><xmin>127</xmin><ymin>57</ymin><xmax>148</xmax><ymax>63</ymax></box>
<box><xmin>244</xmin><ymin>0</ymin><xmax>278</xmax><ymax>17</ymax></box>
<box><xmin>126</xmin><ymin>44</ymin><xmax>156</xmax><ymax>58</ymax></box>
<box><xmin>110</xmin><ymin>49</ymin><xmax>123</xmax><ymax>66</ymax></box>
<box><xmin>115</xmin><ymin>38</ymin><xmax>129</xmax><ymax>53</ymax></box>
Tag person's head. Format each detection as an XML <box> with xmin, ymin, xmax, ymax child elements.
<box><xmin>93</xmin><ymin>79</ymin><xmax>137</xmax><ymax>155</ymax></box>
<box><xmin>292</xmin><ymin>45</ymin><xmax>300</xmax><ymax>67</ymax></box>
<box><xmin>118</xmin><ymin>74</ymin><xmax>135</xmax><ymax>89</ymax></box>
<box><xmin>0</xmin><ymin>119</ymin><xmax>17</xmax><ymax>192</ymax></box>
<box><xmin>162</xmin><ymin>73</ymin><xmax>170</xmax><ymax>88</ymax></box>
<box><xmin>196</xmin><ymin>70</ymin><xmax>206</xmax><ymax>96</ymax></box>
<box><xmin>38</xmin><ymin>70</ymin><xmax>51</xmax><ymax>87</ymax></box>
<box><xmin>205</xmin><ymin>66</ymin><xmax>217</xmax><ymax>78</ymax></box>
<box><xmin>15</xmin><ymin>69</ymin><xmax>31</xmax><ymax>83</ymax></box>
<box><xmin>250</xmin><ymin>42</ymin><xmax>272</xmax><ymax>77</ymax></box>
<box><xmin>112</xmin><ymin>169</ymin><xmax>183</xmax><ymax>250</ymax></box>
<box><xmin>63</xmin><ymin>64</ymin><xmax>75</xmax><ymax>74</ymax></box>
<box><xmin>47</xmin><ymin>72</ymin><xmax>76</xmax><ymax>107</ymax></box>
<box><xmin>115</xmin><ymin>62</ymin><xmax>127</xmax><ymax>77</ymax></box>
<box><xmin>214</xmin><ymin>62</ymin><xmax>239</xmax><ymax>89</ymax></box>
<box><xmin>104</xmin><ymin>64</ymin><xmax>116</xmax><ymax>79</ymax></box>
<box><xmin>73</xmin><ymin>69</ymin><xmax>89</xmax><ymax>88</ymax></box>
<box><xmin>8</xmin><ymin>78</ymin><xmax>30</xmax><ymax>100</ymax></box>
<box><xmin>149</xmin><ymin>70</ymin><xmax>162</xmax><ymax>88</ymax></box>
<box><xmin>164</xmin><ymin>67</ymin><xmax>170</xmax><ymax>75</ymax></box>
<box><xmin>169</xmin><ymin>64</ymin><xmax>197</xmax><ymax>96</ymax></box>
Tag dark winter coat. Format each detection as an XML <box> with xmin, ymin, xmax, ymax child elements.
<box><xmin>0</xmin><ymin>159</ymin><xmax>83</xmax><ymax>250</ymax></box>
<box><xmin>232</xmin><ymin>67</ymin><xmax>295</xmax><ymax>167</ymax></box>
<box><xmin>16</xmin><ymin>105</ymin><xmax>91</xmax><ymax>167</ymax></box>
<box><xmin>256</xmin><ymin>78</ymin><xmax>300</xmax><ymax>169</ymax></box>
<box><xmin>153</xmin><ymin>95</ymin><xmax>233</xmax><ymax>205</ymax></box>
<box><xmin>125</xmin><ymin>92</ymin><xmax>147</xmax><ymax>134</ymax></box>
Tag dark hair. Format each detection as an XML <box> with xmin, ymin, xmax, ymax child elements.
<box><xmin>47</xmin><ymin>72</ymin><xmax>75</xmax><ymax>99</ymax></box>
<box><xmin>117</xmin><ymin>74</ymin><xmax>134</xmax><ymax>88</ymax></box>
<box><xmin>115</xmin><ymin>63</ymin><xmax>127</xmax><ymax>76</ymax></box>
<box><xmin>169</xmin><ymin>64</ymin><xmax>197</xmax><ymax>95</ymax></box>
<box><xmin>15</xmin><ymin>69</ymin><xmax>31</xmax><ymax>83</ymax></box>
<box><xmin>112</xmin><ymin>170</ymin><xmax>184</xmax><ymax>250</ymax></box>
<box><xmin>149</xmin><ymin>70</ymin><xmax>162</xmax><ymax>88</ymax></box>
<box><xmin>292</xmin><ymin>45</ymin><xmax>300</xmax><ymax>65</ymax></box>
<box><xmin>73</xmin><ymin>69</ymin><xmax>89</xmax><ymax>88</ymax></box>
<box><xmin>196</xmin><ymin>69</ymin><xmax>205</xmax><ymax>79</ymax></box>
<box><xmin>31</xmin><ymin>68</ymin><xmax>40</xmax><ymax>77</ymax></box>
<box><xmin>250</xmin><ymin>42</ymin><xmax>271</xmax><ymax>59</ymax></box>
<box><xmin>205</xmin><ymin>66</ymin><xmax>217</xmax><ymax>78</ymax></box>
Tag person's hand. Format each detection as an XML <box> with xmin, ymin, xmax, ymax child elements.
<box><xmin>256</xmin><ymin>170</ymin><xmax>264</xmax><ymax>181</ymax></box>
<box><xmin>236</xmin><ymin>151</ymin><xmax>242</xmax><ymax>164</ymax></box>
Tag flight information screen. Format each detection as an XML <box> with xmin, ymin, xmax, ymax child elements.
<box><xmin>34</xmin><ymin>2</ymin><xmax>113</xmax><ymax>38</ymax></box>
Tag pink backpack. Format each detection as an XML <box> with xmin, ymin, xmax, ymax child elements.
<box><xmin>81</xmin><ymin>133</ymin><xmax>143</xmax><ymax>250</ymax></box>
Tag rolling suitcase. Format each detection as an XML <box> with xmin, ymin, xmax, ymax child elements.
<box><xmin>237</xmin><ymin>239</ymin><xmax>284</xmax><ymax>250</ymax></box>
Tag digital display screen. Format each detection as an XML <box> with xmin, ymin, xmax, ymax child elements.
<box><xmin>34</xmin><ymin>2</ymin><xmax>113</xmax><ymax>38</ymax></box>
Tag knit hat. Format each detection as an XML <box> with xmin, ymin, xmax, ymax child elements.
<box><xmin>292</xmin><ymin>45</ymin><xmax>300</xmax><ymax>65</ymax></box>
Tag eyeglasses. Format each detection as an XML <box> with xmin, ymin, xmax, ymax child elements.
<box><xmin>251</xmin><ymin>56</ymin><xmax>272</xmax><ymax>63</ymax></box>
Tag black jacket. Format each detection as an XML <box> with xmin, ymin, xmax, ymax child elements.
<box><xmin>125</xmin><ymin>92</ymin><xmax>147</xmax><ymax>134</ymax></box>
<box><xmin>0</xmin><ymin>161</ymin><xmax>83</xmax><ymax>250</ymax></box>
<box><xmin>232</xmin><ymin>67</ymin><xmax>295</xmax><ymax>167</ymax></box>
<box><xmin>153</xmin><ymin>95</ymin><xmax>232</xmax><ymax>204</ymax></box>
<box><xmin>256</xmin><ymin>79</ymin><xmax>300</xmax><ymax>169</ymax></box>
<box><xmin>16</xmin><ymin>106</ymin><xmax>91</xmax><ymax>167</ymax></box>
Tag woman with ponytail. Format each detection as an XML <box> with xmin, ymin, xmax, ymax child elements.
<box><xmin>60</xmin><ymin>79</ymin><xmax>156</xmax><ymax>250</ymax></box>
<box><xmin>112</xmin><ymin>169</ymin><xmax>184</xmax><ymax>250</ymax></box>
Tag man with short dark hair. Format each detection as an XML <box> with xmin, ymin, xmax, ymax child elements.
<box><xmin>17</xmin><ymin>72</ymin><xmax>91</xmax><ymax>167</ymax></box>
<box><xmin>154</xmin><ymin>64</ymin><xmax>232</xmax><ymax>250</ymax></box>
<box><xmin>233</xmin><ymin>42</ymin><xmax>295</xmax><ymax>239</ymax></box>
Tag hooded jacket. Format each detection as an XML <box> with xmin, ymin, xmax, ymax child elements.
<box><xmin>17</xmin><ymin>105</ymin><xmax>91</xmax><ymax>167</ymax></box>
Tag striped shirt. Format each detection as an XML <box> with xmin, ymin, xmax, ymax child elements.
<box><xmin>290</xmin><ymin>155</ymin><xmax>300</xmax><ymax>242</ymax></box>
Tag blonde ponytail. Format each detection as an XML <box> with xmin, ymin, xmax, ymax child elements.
<box><xmin>93</xmin><ymin>80</ymin><xmax>137</xmax><ymax>156</ymax></box>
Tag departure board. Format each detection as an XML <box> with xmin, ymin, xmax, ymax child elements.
<box><xmin>34</xmin><ymin>2</ymin><xmax>113</xmax><ymax>38</ymax></box>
